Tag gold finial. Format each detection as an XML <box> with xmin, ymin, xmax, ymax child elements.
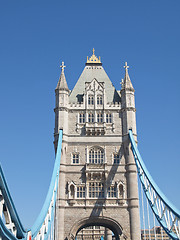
<box><xmin>86</xmin><ymin>48</ymin><xmax>101</xmax><ymax>64</ymax></box>
<box><xmin>60</xmin><ymin>61</ymin><xmax>66</xmax><ymax>73</ymax></box>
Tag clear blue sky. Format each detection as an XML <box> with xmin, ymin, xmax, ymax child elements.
<box><xmin>0</xmin><ymin>0</ymin><xmax>180</xmax><ymax>229</ymax></box>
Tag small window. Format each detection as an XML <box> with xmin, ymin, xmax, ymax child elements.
<box><xmin>89</xmin><ymin>182</ymin><xmax>104</xmax><ymax>198</ymax></box>
<box><xmin>113</xmin><ymin>153</ymin><xmax>120</xmax><ymax>164</ymax></box>
<box><xmin>86</xmin><ymin>226</ymin><xmax>93</xmax><ymax>229</ymax></box>
<box><xmin>108</xmin><ymin>185</ymin><xmax>117</xmax><ymax>198</ymax></box>
<box><xmin>77</xmin><ymin>186</ymin><xmax>85</xmax><ymax>198</ymax></box>
<box><xmin>97</xmin><ymin>113</ymin><xmax>103</xmax><ymax>123</ymax></box>
<box><xmin>97</xmin><ymin>95</ymin><xmax>103</xmax><ymax>105</ymax></box>
<box><xmin>72</xmin><ymin>153</ymin><xmax>79</xmax><ymax>164</ymax></box>
<box><xmin>106</xmin><ymin>113</ymin><xmax>112</xmax><ymax>123</ymax></box>
<box><xmin>88</xmin><ymin>95</ymin><xmax>94</xmax><ymax>105</ymax></box>
<box><xmin>95</xmin><ymin>226</ymin><xmax>100</xmax><ymax>229</ymax></box>
<box><xmin>88</xmin><ymin>113</ymin><xmax>94</xmax><ymax>123</ymax></box>
<box><xmin>79</xmin><ymin>113</ymin><xmax>85</xmax><ymax>123</ymax></box>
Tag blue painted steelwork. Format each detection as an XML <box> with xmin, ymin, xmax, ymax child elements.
<box><xmin>129</xmin><ymin>130</ymin><xmax>180</xmax><ymax>240</ymax></box>
<box><xmin>0</xmin><ymin>129</ymin><xmax>63</xmax><ymax>240</ymax></box>
<box><xmin>0</xmin><ymin>165</ymin><xmax>26</xmax><ymax>240</ymax></box>
<box><xmin>0</xmin><ymin>217</ymin><xmax>20</xmax><ymax>240</ymax></box>
<box><xmin>31</xmin><ymin>129</ymin><xmax>63</xmax><ymax>239</ymax></box>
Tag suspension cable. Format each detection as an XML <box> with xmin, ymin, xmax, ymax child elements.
<box><xmin>55</xmin><ymin>192</ymin><xmax>58</xmax><ymax>240</ymax></box>
<box><xmin>161</xmin><ymin>226</ymin><xmax>164</xmax><ymax>240</ymax></box>
<box><xmin>141</xmin><ymin>183</ymin><xmax>146</xmax><ymax>240</ymax></box>
<box><xmin>153</xmin><ymin>213</ymin><xmax>157</xmax><ymax>240</ymax></box>
<box><xmin>146</xmin><ymin>198</ymin><xmax>151</xmax><ymax>240</ymax></box>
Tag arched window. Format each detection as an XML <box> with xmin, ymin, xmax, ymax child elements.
<box><xmin>97</xmin><ymin>113</ymin><xmax>103</xmax><ymax>123</ymax></box>
<box><xmin>88</xmin><ymin>95</ymin><xmax>94</xmax><ymax>105</ymax></box>
<box><xmin>97</xmin><ymin>95</ymin><xmax>103</xmax><ymax>105</ymax></box>
<box><xmin>119</xmin><ymin>184</ymin><xmax>124</xmax><ymax>199</ymax></box>
<box><xmin>88</xmin><ymin>113</ymin><xmax>94</xmax><ymax>123</ymax></box>
<box><xmin>89</xmin><ymin>148</ymin><xmax>104</xmax><ymax>164</ymax></box>
<box><xmin>70</xmin><ymin>184</ymin><xmax>75</xmax><ymax>199</ymax></box>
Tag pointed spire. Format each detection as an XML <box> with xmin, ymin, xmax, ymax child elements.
<box><xmin>122</xmin><ymin>62</ymin><xmax>134</xmax><ymax>91</ymax></box>
<box><xmin>56</xmin><ymin>61</ymin><xmax>69</xmax><ymax>91</ymax></box>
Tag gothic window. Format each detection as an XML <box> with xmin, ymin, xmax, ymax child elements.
<box><xmin>79</xmin><ymin>113</ymin><xmax>85</xmax><ymax>123</ymax></box>
<box><xmin>88</xmin><ymin>95</ymin><xmax>94</xmax><ymax>105</ymax></box>
<box><xmin>89</xmin><ymin>182</ymin><xmax>104</xmax><ymax>198</ymax></box>
<box><xmin>119</xmin><ymin>184</ymin><xmax>124</xmax><ymax>199</ymax></box>
<box><xmin>97</xmin><ymin>113</ymin><xmax>103</xmax><ymax>123</ymax></box>
<box><xmin>89</xmin><ymin>148</ymin><xmax>104</xmax><ymax>164</ymax></box>
<box><xmin>77</xmin><ymin>186</ymin><xmax>85</xmax><ymax>198</ymax></box>
<box><xmin>72</xmin><ymin>153</ymin><xmax>79</xmax><ymax>164</ymax></box>
<box><xmin>113</xmin><ymin>153</ymin><xmax>120</xmax><ymax>164</ymax></box>
<box><xmin>97</xmin><ymin>95</ymin><xmax>103</xmax><ymax>105</ymax></box>
<box><xmin>88</xmin><ymin>113</ymin><xmax>94</xmax><ymax>123</ymax></box>
<box><xmin>70</xmin><ymin>184</ymin><xmax>75</xmax><ymax>199</ymax></box>
<box><xmin>106</xmin><ymin>113</ymin><xmax>112</xmax><ymax>123</ymax></box>
<box><xmin>108</xmin><ymin>185</ymin><xmax>117</xmax><ymax>198</ymax></box>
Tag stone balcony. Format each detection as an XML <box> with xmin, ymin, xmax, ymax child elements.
<box><xmin>85</xmin><ymin>163</ymin><xmax>107</xmax><ymax>181</ymax></box>
<box><xmin>85</xmin><ymin>122</ymin><xmax>106</xmax><ymax>135</ymax></box>
<box><xmin>86</xmin><ymin>163</ymin><xmax>106</xmax><ymax>170</ymax></box>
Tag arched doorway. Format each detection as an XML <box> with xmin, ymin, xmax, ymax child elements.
<box><xmin>69</xmin><ymin>216</ymin><xmax>125</xmax><ymax>240</ymax></box>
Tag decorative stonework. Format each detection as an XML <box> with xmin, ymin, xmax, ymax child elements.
<box><xmin>54</xmin><ymin>52</ymin><xmax>141</xmax><ymax>240</ymax></box>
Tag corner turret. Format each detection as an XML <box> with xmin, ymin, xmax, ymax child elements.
<box><xmin>121</xmin><ymin>62</ymin><xmax>134</xmax><ymax>92</ymax></box>
<box><xmin>121</xmin><ymin>62</ymin><xmax>141</xmax><ymax>240</ymax></box>
<box><xmin>121</xmin><ymin>62</ymin><xmax>136</xmax><ymax>135</ymax></box>
<box><xmin>54</xmin><ymin>61</ymin><xmax>69</xmax><ymax>152</ymax></box>
<box><xmin>56</xmin><ymin>62</ymin><xmax>69</xmax><ymax>91</ymax></box>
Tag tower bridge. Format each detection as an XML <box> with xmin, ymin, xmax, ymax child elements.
<box><xmin>0</xmin><ymin>50</ymin><xmax>179</xmax><ymax>240</ymax></box>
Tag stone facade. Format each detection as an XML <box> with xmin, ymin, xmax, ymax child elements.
<box><xmin>54</xmin><ymin>51</ymin><xmax>140</xmax><ymax>240</ymax></box>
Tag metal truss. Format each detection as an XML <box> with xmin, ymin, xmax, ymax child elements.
<box><xmin>0</xmin><ymin>130</ymin><xmax>63</xmax><ymax>240</ymax></box>
<box><xmin>0</xmin><ymin>165</ymin><xmax>26</xmax><ymax>240</ymax></box>
<box><xmin>30</xmin><ymin>130</ymin><xmax>63</xmax><ymax>240</ymax></box>
<box><xmin>129</xmin><ymin>130</ymin><xmax>180</xmax><ymax>240</ymax></box>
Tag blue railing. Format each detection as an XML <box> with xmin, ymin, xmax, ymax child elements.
<box><xmin>0</xmin><ymin>164</ymin><xmax>26</xmax><ymax>240</ymax></box>
<box><xmin>129</xmin><ymin>130</ymin><xmax>180</xmax><ymax>240</ymax></box>
<box><xmin>0</xmin><ymin>129</ymin><xmax>63</xmax><ymax>240</ymax></box>
<box><xmin>31</xmin><ymin>129</ymin><xmax>62</xmax><ymax>239</ymax></box>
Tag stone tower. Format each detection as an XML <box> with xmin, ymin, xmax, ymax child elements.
<box><xmin>54</xmin><ymin>50</ymin><xmax>140</xmax><ymax>240</ymax></box>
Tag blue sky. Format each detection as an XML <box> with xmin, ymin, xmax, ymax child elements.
<box><xmin>0</xmin><ymin>0</ymin><xmax>180</xmax><ymax>229</ymax></box>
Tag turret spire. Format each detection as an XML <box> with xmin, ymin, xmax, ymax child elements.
<box><xmin>60</xmin><ymin>61</ymin><xmax>66</xmax><ymax>74</ymax></box>
<box><xmin>124</xmin><ymin>62</ymin><xmax>129</xmax><ymax>73</ymax></box>
<box><xmin>56</xmin><ymin>61</ymin><xmax>69</xmax><ymax>91</ymax></box>
<box><xmin>122</xmin><ymin>62</ymin><xmax>134</xmax><ymax>91</ymax></box>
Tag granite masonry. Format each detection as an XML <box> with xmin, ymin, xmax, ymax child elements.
<box><xmin>54</xmin><ymin>50</ymin><xmax>140</xmax><ymax>240</ymax></box>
